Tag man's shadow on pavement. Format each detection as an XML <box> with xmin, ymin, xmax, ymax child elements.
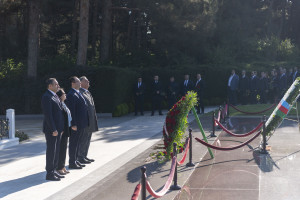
<box><xmin>0</xmin><ymin>171</ymin><xmax>47</xmax><ymax>198</ymax></box>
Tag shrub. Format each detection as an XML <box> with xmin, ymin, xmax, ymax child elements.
<box><xmin>15</xmin><ymin>130</ymin><xmax>29</xmax><ymax>142</ymax></box>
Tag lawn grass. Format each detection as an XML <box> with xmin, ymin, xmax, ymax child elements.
<box><xmin>228</xmin><ymin>103</ymin><xmax>300</xmax><ymax>117</ymax></box>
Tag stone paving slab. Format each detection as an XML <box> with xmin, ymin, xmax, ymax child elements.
<box><xmin>74</xmin><ymin>112</ymin><xmax>219</xmax><ymax>200</ymax></box>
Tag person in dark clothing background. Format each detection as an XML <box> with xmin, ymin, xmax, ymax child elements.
<box><xmin>258</xmin><ymin>71</ymin><xmax>268</xmax><ymax>104</ymax></box>
<box><xmin>167</xmin><ymin>76</ymin><xmax>179</xmax><ymax>110</ymax></box>
<box><xmin>239</xmin><ymin>70</ymin><xmax>249</xmax><ymax>105</ymax></box>
<box><xmin>151</xmin><ymin>75</ymin><xmax>163</xmax><ymax>116</ymax></box>
<box><xmin>134</xmin><ymin>77</ymin><xmax>145</xmax><ymax>116</ymax></box>
<box><xmin>181</xmin><ymin>74</ymin><xmax>193</xmax><ymax>96</ymax></box>
<box><xmin>278</xmin><ymin>68</ymin><xmax>287</xmax><ymax>98</ymax></box>
<box><xmin>227</xmin><ymin>69</ymin><xmax>239</xmax><ymax>106</ymax></box>
<box><xmin>270</xmin><ymin>69</ymin><xmax>279</xmax><ymax>103</ymax></box>
<box><xmin>249</xmin><ymin>71</ymin><xmax>259</xmax><ymax>104</ymax></box>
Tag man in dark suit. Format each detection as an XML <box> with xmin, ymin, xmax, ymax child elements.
<box><xmin>134</xmin><ymin>77</ymin><xmax>145</xmax><ymax>115</ymax></box>
<box><xmin>227</xmin><ymin>69</ymin><xmax>239</xmax><ymax>105</ymax></box>
<box><xmin>151</xmin><ymin>75</ymin><xmax>163</xmax><ymax>116</ymax></box>
<box><xmin>167</xmin><ymin>76</ymin><xmax>179</xmax><ymax>110</ymax></box>
<box><xmin>41</xmin><ymin>78</ymin><xmax>64</xmax><ymax>181</ymax></box>
<box><xmin>258</xmin><ymin>71</ymin><xmax>268</xmax><ymax>104</ymax></box>
<box><xmin>79</xmin><ymin>76</ymin><xmax>98</xmax><ymax>164</ymax></box>
<box><xmin>195</xmin><ymin>73</ymin><xmax>205</xmax><ymax>114</ymax></box>
<box><xmin>181</xmin><ymin>74</ymin><xmax>194</xmax><ymax>96</ymax></box>
<box><xmin>239</xmin><ymin>70</ymin><xmax>249</xmax><ymax>105</ymax></box>
<box><xmin>250</xmin><ymin>71</ymin><xmax>259</xmax><ymax>104</ymax></box>
<box><xmin>66</xmin><ymin>76</ymin><xmax>89</xmax><ymax>169</ymax></box>
<box><xmin>278</xmin><ymin>68</ymin><xmax>287</xmax><ymax>98</ymax></box>
<box><xmin>288</xmin><ymin>68</ymin><xmax>293</xmax><ymax>86</ymax></box>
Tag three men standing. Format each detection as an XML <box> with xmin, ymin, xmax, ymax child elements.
<box><xmin>42</xmin><ymin>78</ymin><xmax>64</xmax><ymax>181</ymax></box>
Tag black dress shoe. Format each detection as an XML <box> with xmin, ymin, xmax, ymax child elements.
<box><xmin>85</xmin><ymin>157</ymin><xmax>95</xmax><ymax>162</ymax></box>
<box><xmin>76</xmin><ymin>161</ymin><xmax>86</xmax><ymax>167</ymax></box>
<box><xmin>159</xmin><ymin>113</ymin><xmax>163</xmax><ymax>115</ymax></box>
<box><xmin>46</xmin><ymin>173</ymin><xmax>61</xmax><ymax>181</ymax></box>
<box><xmin>78</xmin><ymin>158</ymin><xmax>91</xmax><ymax>164</ymax></box>
<box><xmin>69</xmin><ymin>164</ymin><xmax>82</xmax><ymax>169</ymax></box>
<box><xmin>54</xmin><ymin>171</ymin><xmax>65</xmax><ymax>178</ymax></box>
<box><xmin>141</xmin><ymin>113</ymin><xmax>144</xmax><ymax>116</ymax></box>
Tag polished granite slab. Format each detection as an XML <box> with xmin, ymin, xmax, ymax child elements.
<box><xmin>175</xmin><ymin>117</ymin><xmax>300</xmax><ymax>200</ymax></box>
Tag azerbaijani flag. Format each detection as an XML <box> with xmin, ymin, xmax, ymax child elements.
<box><xmin>276</xmin><ymin>99</ymin><xmax>290</xmax><ymax>118</ymax></box>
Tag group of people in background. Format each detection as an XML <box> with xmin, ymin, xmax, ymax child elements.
<box><xmin>134</xmin><ymin>74</ymin><xmax>205</xmax><ymax>116</ymax></box>
<box><xmin>227</xmin><ymin>67</ymin><xmax>299</xmax><ymax>105</ymax></box>
<box><xmin>41</xmin><ymin>76</ymin><xmax>98</xmax><ymax>181</ymax></box>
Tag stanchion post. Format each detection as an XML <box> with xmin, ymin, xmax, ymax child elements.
<box><xmin>170</xmin><ymin>143</ymin><xmax>181</xmax><ymax>190</ymax></box>
<box><xmin>210</xmin><ymin>111</ymin><xmax>216</xmax><ymax>137</ymax></box>
<box><xmin>186</xmin><ymin>129</ymin><xmax>195</xmax><ymax>167</ymax></box>
<box><xmin>260</xmin><ymin>115</ymin><xmax>268</xmax><ymax>154</ymax></box>
<box><xmin>141</xmin><ymin>166</ymin><xmax>146</xmax><ymax>200</ymax></box>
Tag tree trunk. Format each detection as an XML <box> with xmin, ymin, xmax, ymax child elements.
<box><xmin>91</xmin><ymin>0</ymin><xmax>98</xmax><ymax>57</ymax></box>
<box><xmin>77</xmin><ymin>0</ymin><xmax>90</xmax><ymax>66</ymax></box>
<box><xmin>71</xmin><ymin>0</ymin><xmax>80</xmax><ymax>55</ymax></box>
<box><xmin>27</xmin><ymin>0</ymin><xmax>40</xmax><ymax>79</ymax></box>
<box><xmin>100</xmin><ymin>0</ymin><xmax>112</xmax><ymax>63</ymax></box>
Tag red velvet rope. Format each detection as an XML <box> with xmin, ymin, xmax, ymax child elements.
<box><xmin>229</xmin><ymin>104</ymin><xmax>276</xmax><ymax>115</ymax></box>
<box><xmin>195</xmin><ymin>130</ymin><xmax>261</xmax><ymax>151</ymax></box>
<box><xmin>215</xmin><ymin>120</ymin><xmax>264</xmax><ymax>137</ymax></box>
<box><xmin>177</xmin><ymin>138</ymin><xmax>190</xmax><ymax>165</ymax></box>
<box><xmin>131</xmin><ymin>183</ymin><xmax>141</xmax><ymax>200</ymax></box>
<box><xmin>145</xmin><ymin>156</ymin><xmax>177</xmax><ymax>198</ymax></box>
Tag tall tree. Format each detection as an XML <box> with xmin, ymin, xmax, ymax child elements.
<box><xmin>71</xmin><ymin>0</ymin><xmax>80</xmax><ymax>55</ymax></box>
<box><xmin>100</xmin><ymin>0</ymin><xmax>112</xmax><ymax>63</ymax></box>
<box><xmin>77</xmin><ymin>0</ymin><xmax>89</xmax><ymax>66</ymax></box>
<box><xmin>27</xmin><ymin>0</ymin><xmax>40</xmax><ymax>79</ymax></box>
<box><xmin>91</xmin><ymin>0</ymin><xmax>99</xmax><ymax>57</ymax></box>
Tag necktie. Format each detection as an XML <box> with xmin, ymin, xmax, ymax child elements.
<box><xmin>185</xmin><ymin>80</ymin><xmax>187</xmax><ymax>86</ymax></box>
<box><xmin>77</xmin><ymin>91</ymin><xmax>87</xmax><ymax>105</ymax></box>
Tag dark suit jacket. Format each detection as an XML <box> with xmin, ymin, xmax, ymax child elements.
<box><xmin>41</xmin><ymin>90</ymin><xmax>64</xmax><ymax>135</ymax></box>
<box><xmin>250</xmin><ymin>76</ymin><xmax>259</xmax><ymax>91</ymax></box>
<box><xmin>194</xmin><ymin>79</ymin><xmax>205</xmax><ymax>98</ymax></box>
<box><xmin>66</xmin><ymin>88</ymin><xmax>89</xmax><ymax>130</ymax></box>
<box><xmin>229</xmin><ymin>74</ymin><xmax>239</xmax><ymax>91</ymax></box>
<box><xmin>259</xmin><ymin>77</ymin><xmax>268</xmax><ymax>91</ymax></box>
<box><xmin>167</xmin><ymin>81</ymin><xmax>179</xmax><ymax>97</ymax></box>
<box><xmin>181</xmin><ymin>80</ymin><xmax>194</xmax><ymax>95</ymax></box>
<box><xmin>239</xmin><ymin>76</ymin><xmax>249</xmax><ymax>91</ymax></box>
<box><xmin>151</xmin><ymin>81</ymin><xmax>163</xmax><ymax>96</ymax></box>
<box><xmin>279</xmin><ymin>74</ymin><xmax>287</xmax><ymax>91</ymax></box>
<box><xmin>80</xmin><ymin>88</ymin><xmax>98</xmax><ymax>132</ymax></box>
<box><xmin>134</xmin><ymin>82</ymin><xmax>145</xmax><ymax>97</ymax></box>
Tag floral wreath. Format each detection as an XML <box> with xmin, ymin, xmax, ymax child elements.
<box><xmin>162</xmin><ymin>91</ymin><xmax>197</xmax><ymax>159</ymax></box>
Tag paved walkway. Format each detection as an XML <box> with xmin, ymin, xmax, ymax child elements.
<box><xmin>174</xmin><ymin>117</ymin><xmax>300</xmax><ymax>200</ymax></box>
<box><xmin>0</xmin><ymin>107</ymin><xmax>217</xmax><ymax>200</ymax></box>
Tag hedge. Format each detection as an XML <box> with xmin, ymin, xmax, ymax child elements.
<box><xmin>0</xmin><ymin>60</ymin><xmax>299</xmax><ymax>115</ymax></box>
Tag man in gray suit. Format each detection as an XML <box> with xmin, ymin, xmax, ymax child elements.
<box><xmin>78</xmin><ymin>76</ymin><xmax>99</xmax><ymax>163</ymax></box>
